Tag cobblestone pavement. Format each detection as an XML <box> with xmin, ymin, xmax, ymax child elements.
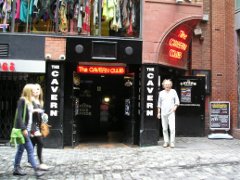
<box><xmin>1</xmin><ymin>137</ymin><xmax>240</xmax><ymax>180</ymax></box>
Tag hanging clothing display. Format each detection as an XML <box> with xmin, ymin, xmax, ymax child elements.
<box><xmin>82</xmin><ymin>0</ymin><xmax>91</xmax><ymax>34</ymax></box>
<box><xmin>110</xmin><ymin>0</ymin><xmax>121</xmax><ymax>32</ymax></box>
<box><xmin>121</xmin><ymin>0</ymin><xmax>129</xmax><ymax>28</ymax></box>
<box><xmin>77</xmin><ymin>0</ymin><xmax>84</xmax><ymax>33</ymax></box>
<box><xmin>59</xmin><ymin>0</ymin><xmax>68</xmax><ymax>32</ymax></box>
<box><xmin>0</xmin><ymin>0</ymin><xmax>11</xmax><ymax>25</ymax></box>
<box><xmin>15</xmin><ymin>0</ymin><xmax>21</xmax><ymax>19</ymax></box>
<box><xmin>20</xmin><ymin>0</ymin><xmax>29</xmax><ymax>23</ymax></box>
<box><xmin>0</xmin><ymin>0</ymin><xmax>139</xmax><ymax>36</ymax></box>
<box><xmin>102</xmin><ymin>0</ymin><xmax>114</xmax><ymax>22</ymax></box>
<box><xmin>92</xmin><ymin>0</ymin><xmax>98</xmax><ymax>25</ymax></box>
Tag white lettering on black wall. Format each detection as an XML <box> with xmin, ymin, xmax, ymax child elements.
<box><xmin>145</xmin><ymin>67</ymin><xmax>155</xmax><ymax>116</ymax></box>
<box><xmin>50</xmin><ymin>65</ymin><xmax>60</xmax><ymax>117</ymax></box>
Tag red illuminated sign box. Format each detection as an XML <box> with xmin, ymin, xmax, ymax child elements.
<box><xmin>168</xmin><ymin>30</ymin><xmax>189</xmax><ymax>60</ymax></box>
<box><xmin>0</xmin><ymin>62</ymin><xmax>15</xmax><ymax>72</ymax></box>
<box><xmin>77</xmin><ymin>65</ymin><xmax>125</xmax><ymax>75</ymax></box>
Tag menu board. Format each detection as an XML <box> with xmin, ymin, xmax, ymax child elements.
<box><xmin>209</xmin><ymin>101</ymin><xmax>230</xmax><ymax>130</ymax></box>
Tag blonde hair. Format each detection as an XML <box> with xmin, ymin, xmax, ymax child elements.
<box><xmin>20</xmin><ymin>84</ymin><xmax>35</xmax><ymax>105</ymax></box>
<box><xmin>35</xmin><ymin>83</ymin><xmax>44</xmax><ymax>107</ymax></box>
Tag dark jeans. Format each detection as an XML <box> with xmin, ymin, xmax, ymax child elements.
<box><xmin>14</xmin><ymin>133</ymin><xmax>37</xmax><ymax>169</ymax></box>
<box><xmin>31</xmin><ymin>136</ymin><xmax>44</xmax><ymax>164</ymax></box>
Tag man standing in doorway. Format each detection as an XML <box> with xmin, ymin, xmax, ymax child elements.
<box><xmin>157</xmin><ymin>79</ymin><xmax>180</xmax><ymax>148</ymax></box>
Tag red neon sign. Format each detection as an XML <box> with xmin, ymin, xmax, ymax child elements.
<box><xmin>169</xmin><ymin>38</ymin><xmax>187</xmax><ymax>51</ymax></box>
<box><xmin>178</xmin><ymin>30</ymin><xmax>188</xmax><ymax>40</ymax></box>
<box><xmin>0</xmin><ymin>62</ymin><xmax>15</xmax><ymax>72</ymax></box>
<box><xmin>168</xmin><ymin>29</ymin><xmax>189</xmax><ymax>60</ymax></box>
<box><xmin>77</xmin><ymin>65</ymin><xmax>125</xmax><ymax>75</ymax></box>
<box><xmin>169</xmin><ymin>49</ymin><xmax>182</xmax><ymax>59</ymax></box>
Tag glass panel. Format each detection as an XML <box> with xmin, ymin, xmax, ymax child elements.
<box><xmin>30</xmin><ymin>0</ymin><xmax>57</xmax><ymax>33</ymax></box>
<box><xmin>64</xmin><ymin>0</ymin><xmax>140</xmax><ymax>38</ymax></box>
<box><xmin>100</xmin><ymin>0</ymin><xmax>140</xmax><ymax>38</ymax></box>
<box><xmin>57</xmin><ymin>0</ymin><xmax>90</xmax><ymax>35</ymax></box>
<box><xmin>11</xmin><ymin>0</ymin><xmax>57</xmax><ymax>33</ymax></box>
<box><xmin>0</xmin><ymin>0</ymin><xmax>140</xmax><ymax>37</ymax></box>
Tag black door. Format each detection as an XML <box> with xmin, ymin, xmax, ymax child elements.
<box><xmin>175</xmin><ymin>76</ymin><xmax>205</xmax><ymax>136</ymax></box>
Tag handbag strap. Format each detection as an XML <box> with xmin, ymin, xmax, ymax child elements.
<box><xmin>13</xmin><ymin>100</ymin><xmax>27</xmax><ymax>128</ymax></box>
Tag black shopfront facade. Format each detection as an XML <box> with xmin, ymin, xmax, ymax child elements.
<box><xmin>0</xmin><ymin>34</ymin><xmax>206</xmax><ymax>148</ymax></box>
<box><xmin>0</xmin><ymin>35</ymin><xmax>161</xmax><ymax>148</ymax></box>
<box><xmin>44</xmin><ymin>37</ymin><xmax>149</xmax><ymax>148</ymax></box>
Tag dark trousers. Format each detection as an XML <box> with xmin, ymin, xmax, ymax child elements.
<box><xmin>31</xmin><ymin>136</ymin><xmax>44</xmax><ymax>164</ymax></box>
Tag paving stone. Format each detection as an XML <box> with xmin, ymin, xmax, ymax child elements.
<box><xmin>1</xmin><ymin>137</ymin><xmax>240</xmax><ymax>179</ymax></box>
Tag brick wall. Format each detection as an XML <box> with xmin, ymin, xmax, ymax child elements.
<box><xmin>142</xmin><ymin>0</ymin><xmax>203</xmax><ymax>64</ymax></box>
<box><xmin>192</xmin><ymin>0</ymin><xmax>238</xmax><ymax>137</ymax></box>
<box><xmin>45</xmin><ymin>37</ymin><xmax>66</xmax><ymax>60</ymax></box>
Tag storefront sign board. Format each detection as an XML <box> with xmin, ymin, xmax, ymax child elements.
<box><xmin>209</xmin><ymin>101</ymin><xmax>230</xmax><ymax>130</ymax></box>
<box><xmin>0</xmin><ymin>59</ymin><xmax>45</xmax><ymax>73</ymax></box>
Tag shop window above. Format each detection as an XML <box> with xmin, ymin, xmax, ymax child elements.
<box><xmin>0</xmin><ymin>0</ymin><xmax>140</xmax><ymax>38</ymax></box>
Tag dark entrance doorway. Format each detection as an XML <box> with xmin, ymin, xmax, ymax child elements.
<box><xmin>175</xmin><ymin>76</ymin><xmax>205</xmax><ymax>136</ymax></box>
<box><xmin>157</xmin><ymin>68</ymin><xmax>206</xmax><ymax>138</ymax></box>
<box><xmin>157</xmin><ymin>66</ymin><xmax>185</xmax><ymax>140</ymax></box>
<box><xmin>73</xmin><ymin>74</ymin><xmax>128</xmax><ymax>143</ymax></box>
<box><xmin>0</xmin><ymin>73</ymin><xmax>45</xmax><ymax>144</ymax></box>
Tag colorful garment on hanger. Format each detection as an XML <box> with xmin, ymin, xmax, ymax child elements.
<box><xmin>2</xmin><ymin>0</ymin><xmax>11</xmax><ymax>13</ymax></box>
<box><xmin>82</xmin><ymin>0</ymin><xmax>91</xmax><ymax>34</ymax></box>
<box><xmin>102</xmin><ymin>0</ymin><xmax>115</xmax><ymax>21</ymax></box>
<box><xmin>20</xmin><ymin>0</ymin><xmax>33</xmax><ymax>23</ymax></box>
<box><xmin>15</xmin><ymin>0</ymin><xmax>21</xmax><ymax>19</ymax></box>
<box><xmin>59</xmin><ymin>0</ymin><xmax>68</xmax><ymax>32</ymax></box>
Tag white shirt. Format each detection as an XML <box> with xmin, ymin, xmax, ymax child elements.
<box><xmin>157</xmin><ymin>89</ymin><xmax>180</xmax><ymax>116</ymax></box>
<box><xmin>27</xmin><ymin>103</ymin><xmax>34</xmax><ymax>131</ymax></box>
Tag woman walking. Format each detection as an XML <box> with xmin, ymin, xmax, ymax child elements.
<box><xmin>13</xmin><ymin>84</ymin><xmax>44</xmax><ymax>177</ymax></box>
<box><xmin>31</xmin><ymin>83</ymin><xmax>49</xmax><ymax>170</ymax></box>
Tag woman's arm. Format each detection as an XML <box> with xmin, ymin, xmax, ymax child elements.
<box><xmin>15</xmin><ymin>98</ymin><xmax>27</xmax><ymax>131</ymax></box>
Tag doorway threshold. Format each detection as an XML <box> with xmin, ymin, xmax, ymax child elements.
<box><xmin>73</xmin><ymin>142</ymin><xmax>129</xmax><ymax>149</ymax></box>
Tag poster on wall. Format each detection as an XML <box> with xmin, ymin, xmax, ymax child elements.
<box><xmin>180</xmin><ymin>87</ymin><xmax>192</xmax><ymax>103</ymax></box>
<box><xmin>209</xmin><ymin>101</ymin><xmax>230</xmax><ymax>130</ymax></box>
<box><xmin>79</xmin><ymin>103</ymin><xmax>92</xmax><ymax>116</ymax></box>
<box><xmin>125</xmin><ymin>99</ymin><xmax>130</xmax><ymax>116</ymax></box>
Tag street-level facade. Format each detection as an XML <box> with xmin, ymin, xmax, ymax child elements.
<box><xmin>0</xmin><ymin>0</ymin><xmax>238</xmax><ymax>148</ymax></box>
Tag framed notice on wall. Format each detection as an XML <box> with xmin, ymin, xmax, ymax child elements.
<box><xmin>209</xmin><ymin>101</ymin><xmax>230</xmax><ymax>131</ymax></box>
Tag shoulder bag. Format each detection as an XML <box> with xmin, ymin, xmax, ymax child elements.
<box><xmin>10</xmin><ymin>102</ymin><xmax>27</xmax><ymax>147</ymax></box>
<box><xmin>40</xmin><ymin>113</ymin><xmax>51</xmax><ymax>138</ymax></box>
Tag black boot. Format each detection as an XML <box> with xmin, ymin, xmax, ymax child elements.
<box><xmin>13</xmin><ymin>166</ymin><xmax>27</xmax><ymax>176</ymax></box>
<box><xmin>35</xmin><ymin>169</ymin><xmax>45</xmax><ymax>177</ymax></box>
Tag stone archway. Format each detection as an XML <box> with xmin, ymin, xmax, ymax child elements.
<box><xmin>157</xmin><ymin>18</ymin><xmax>201</xmax><ymax>69</ymax></box>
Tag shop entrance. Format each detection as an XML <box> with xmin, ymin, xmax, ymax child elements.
<box><xmin>73</xmin><ymin>74</ymin><xmax>133</xmax><ymax>143</ymax></box>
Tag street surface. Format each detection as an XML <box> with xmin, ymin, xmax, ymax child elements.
<box><xmin>1</xmin><ymin>137</ymin><xmax>240</xmax><ymax>180</ymax></box>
